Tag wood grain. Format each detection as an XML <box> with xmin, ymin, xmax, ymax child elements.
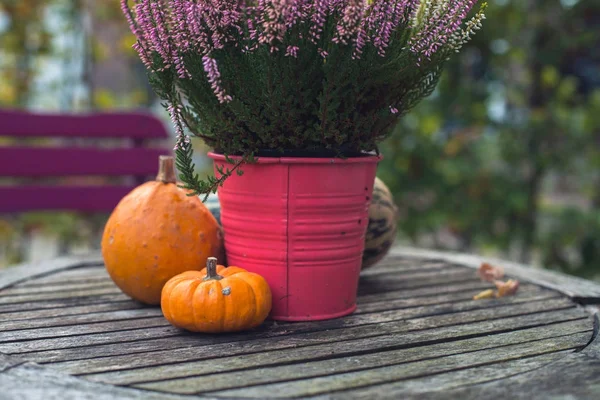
<box><xmin>0</xmin><ymin>308</ymin><xmax>162</xmax><ymax>332</ymax></box>
<box><xmin>0</xmin><ymin>294</ymin><xmax>132</xmax><ymax>314</ymax></box>
<box><xmin>68</xmin><ymin>303</ymin><xmax>583</xmax><ymax>380</ymax></box>
<box><xmin>15</xmin><ymin>287</ymin><xmax>554</xmax><ymax>361</ymax></box>
<box><xmin>0</xmin><ymin>356</ymin><xmax>196</xmax><ymax>400</ymax></box>
<box><xmin>1</xmin><ymin>251</ymin><xmax>597</xmax><ymax>399</ymax></box>
<box><xmin>134</xmin><ymin>319</ymin><xmax>592</xmax><ymax>394</ymax></box>
<box><xmin>0</xmin><ymin>281</ymin><xmax>118</xmax><ymax>297</ymax></box>
<box><xmin>0</xmin><ymin>254</ymin><xmax>103</xmax><ymax>291</ymax></box>
<box><xmin>316</xmin><ymin>351</ymin><xmax>573</xmax><ymax>399</ymax></box>
<box><xmin>0</xmin><ymin>286</ymin><xmax>124</xmax><ymax>305</ymax></box>
<box><xmin>0</xmin><ymin>301</ymin><xmax>146</xmax><ymax>323</ymax></box>
<box><xmin>212</xmin><ymin>332</ymin><xmax>590</xmax><ymax>398</ymax></box>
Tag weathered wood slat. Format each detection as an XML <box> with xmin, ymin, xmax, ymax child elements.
<box><xmin>133</xmin><ymin>319</ymin><xmax>592</xmax><ymax>394</ymax></box>
<box><xmin>1</xmin><ymin>285</ymin><xmax>517</xmax><ymax>331</ymax></box>
<box><xmin>0</xmin><ymin>316</ymin><xmax>167</xmax><ymax>344</ymax></box>
<box><xmin>16</xmin><ymin>287</ymin><xmax>554</xmax><ymax>361</ymax></box>
<box><xmin>359</xmin><ymin>260</ymin><xmax>450</xmax><ymax>275</ymax></box>
<box><xmin>0</xmin><ymin>325</ymin><xmax>180</xmax><ymax>355</ymax></box>
<box><xmin>0</xmin><ymin>294</ymin><xmax>132</xmax><ymax>314</ymax></box>
<box><xmin>13</xmin><ymin>265</ymin><xmax>106</xmax><ymax>280</ymax></box>
<box><xmin>0</xmin><ymin>308</ymin><xmax>162</xmax><ymax>332</ymax></box>
<box><xmin>0</xmin><ymin>286</ymin><xmax>123</xmax><ymax>305</ymax></box>
<box><xmin>427</xmin><ymin>314</ymin><xmax>600</xmax><ymax>400</ymax></box>
<box><xmin>0</xmin><ymin>301</ymin><xmax>145</xmax><ymax>323</ymax></box>
<box><xmin>211</xmin><ymin>332</ymin><xmax>590</xmax><ymax>398</ymax></box>
<box><xmin>0</xmin><ymin>259</ymin><xmax>472</xmax><ymax>304</ymax></box>
<box><xmin>8</xmin><ymin>275</ymin><xmax>111</xmax><ymax>289</ymax></box>
<box><xmin>357</xmin><ymin>280</ymin><xmax>494</xmax><ymax>304</ymax></box>
<box><xmin>0</xmin><ymin>281</ymin><xmax>118</xmax><ymax>297</ymax></box>
<box><xmin>327</xmin><ymin>310</ymin><xmax>599</xmax><ymax>400</ymax></box>
<box><xmin>62</xmin><ymin>302</ymin><xmax>583</xmax><ymax>379</ymax></box>
<box><xmin>1</xmin><ymin>285</ymin><xmax>549</xmax><ymax>335</ymax></box>
<box><xmin>87</xmin><ymin>312</ymin><xmax>589</xmax><ymax>387</ymax></box>
<box><xmin>0</xmin><ymin>254</ymin><xmax>103</xmax><ymax>291</ymax></box>
<box><xmin>390</xmin><ymin>247</ymin><xmax>600</xmax><ymax>301</ymax></box>
<box><xmin>358</xmin><ymin>265</ymin><xmax>468</xmax><ymax>282</ymax></box>
<box><xmin>357</xmin><ymin>270</ymin><xmax>478</xmax><ymax>295</ymax></box>
<box><xmin>7</xmin><ymin>290</ymin><xmax>573</xmax><ymax>358</ymax></box>
<box><xmin>356</xmin><ymin>283</ymin><xmax>544</xmax><ymax>313</ymax></box>
<box><xmin>16</xmin><ymin>275</ymin><xmax>111</xmax><ymax>288</ymax></box>
<box><xmin>13</xmin><ymin>268</ymin><xmax>109</xmax><ymax>287</ymax></box>
<box><xmin>0</xmin><ymin>279</ymin><xmax>491</xmax><ymax>315</ymax></box>
<box><xmin>320</xmin><ymin>351</ymin><xmax>574</xmax><ymax>399</ymax></box>
<box><xmin>0</xmin><ymin>355</ymin><xmax>194</xmax><ymax>400</ymax></box>
<box><xmin>1</xmin><ymin>250</ymin><xmax>597</xmax><ymax>399</ymax></box>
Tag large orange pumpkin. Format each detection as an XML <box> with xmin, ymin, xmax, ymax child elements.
<box><xmin>161</xmin><ymin>257</ymin><xmax>272</xmax><ymax>333</ymax></box>
<box><xmin>101</xmin><ymin>156</ymin><xmax>224</xmax><ymax>305</ymax></box>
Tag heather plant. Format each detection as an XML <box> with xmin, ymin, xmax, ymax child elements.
<box><xmin>122</xmin><ymin>0</ymin><xmax>486</xmax><ymax>198</ymax></box>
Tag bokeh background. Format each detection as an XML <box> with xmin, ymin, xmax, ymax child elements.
<box><xmin>1</xmin><ymin>0</ymin><xmax>599</xmax><ymax>280</ymax></box>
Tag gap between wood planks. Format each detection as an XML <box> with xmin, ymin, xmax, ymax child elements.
<box><xmin>0</xmin><ymin>252</ymin><xmax>597</xmax><ymax>398</ymax></box>
<box><xmin>311</xmin><ymin>350</ymin><xmax>577</xmax><ymax>400</ymax></box>
<box><xmin>0</xmin><ymin>288</ymin><xmax>565</xmax><ymax>353</ymax></box>
<box><xmin>132</xmin><ymin>327</ymin><xmax>591</xmax><ymax>395</ymax></box>
<box><xmin>0</xmin><ymin>283</ymin><xmax>548</xmax><ymax>332</ymax></box>
<box><xmin>216</xmin><ymin>335</ymin><xmax>588</xmax><ymax>399</ymax></box>
<box><xmin>74</xmin><ymin>311</ymin><xmax>589</xmax><ymax>386</ymax></box>
<box><xmin>44</xmin><ymin>301</ymin><xmax>585</xmax><ymax>377</ymax></box>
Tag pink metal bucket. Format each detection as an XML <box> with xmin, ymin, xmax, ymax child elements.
<box><xmin>209</xmin><ymin>152</ymin><xmax>380</xmax><ymax>321</ymax></box>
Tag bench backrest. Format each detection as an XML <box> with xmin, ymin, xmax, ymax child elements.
<box><xmin>0</xmin><ymin>109</ymin><xmax>171</xmax><ymax>213</ymax></box>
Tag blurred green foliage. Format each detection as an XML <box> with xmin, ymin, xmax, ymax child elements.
<box><xmin>379</xmin><ymin>0</ymin><xmax>600</xmax><ymax>279</ymax></box>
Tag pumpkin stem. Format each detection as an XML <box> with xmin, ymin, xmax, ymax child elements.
<box><xmin>204</xmin><ymin>257</ymin><xmax>223</xmax><ymax>281</ymax></box>
<box><xmin>156</xmin><ymin>155</ymin><xmax>177</xmax><ymax>184</ymax></box>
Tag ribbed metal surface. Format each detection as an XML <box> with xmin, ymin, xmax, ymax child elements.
<box><xmin>211</xmin><ymin>153</ymin><xmax>379</xmax><ymax>321</ymax></box>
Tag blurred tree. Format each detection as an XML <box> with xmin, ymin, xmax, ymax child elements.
<box><xmin>0</xmin><ymin>0</ymin><xmax>55</xmax><ymax>106</ymax></box>
<box><xmin>0</xmin><ymin>0</ymin><xmax>161</xmax><ymax>266</ymax></box>
<box><xmin>380</xmin><ymin>0</ymin><xmax>600</xmax><ymax>278</ymax></box>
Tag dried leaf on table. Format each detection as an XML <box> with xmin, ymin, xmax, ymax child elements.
<box><xmin>495</xmin><ymin>279</ymin><xmax>520</xmax><ymax>298</ymax></box>
<box><xmin>477</xmin><ymin>262</ymin><xmax>504</xmax><ymax>282</ymax></box>
<box><xmin>473</xmin><ymin>289</ymin><xmax>495</xmax><ymax>300</ymax></box>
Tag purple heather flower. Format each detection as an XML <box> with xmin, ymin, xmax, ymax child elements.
<box><xmin>121</xmin><ymin>0</ymin><xmax>483</xmax><ymax>102</ymax></box>
<box><xmin>148</xmin><ymin>1</ymin><xmax>173</xmax><ymax>68</ymax></box>
<box><xmin>285</xmin><ymin>45</ymin><xmax>299</xmax><ymax>57</ymax></box>
<box><xmin>309</xmin><ymin>0</ymin><xmax>328</xmax><ymax>44</ymax></box>
<box><xmin>333</xmin><ymin>0</ymin><xmax>364</xmax><ymax>45</ymax></box>
<box><xmin>203</xmin><ymin>55</ymin><xmax>233</xmax><ymax>103</ymax></box>
<box><xmin>132</xmin><ymin>41</ymin><xmax>153</xmax><ymax>69</ymax></box>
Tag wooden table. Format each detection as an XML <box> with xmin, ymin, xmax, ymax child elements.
<box><xmin>1</xmin><ymin>247</ymin><xmax>600</xmax><ymax>399</ymax></box>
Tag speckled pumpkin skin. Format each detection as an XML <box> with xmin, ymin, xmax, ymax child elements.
<box><xmin>101</xmin><ymin>181</ymin><xmax>224</xmax><ymax>305</ymax></box>
<box><xmin>362</xmin><ymin>177</ymin><xmax>399</xmax><ymax>269</ymax></box>
<box><xmin>161</xmin><ymin>266</ymin><xmax>272</xmax><ymax>333</ymax></box>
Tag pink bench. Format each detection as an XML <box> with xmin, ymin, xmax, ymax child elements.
<box><xmin>0</xmin><ymin>109</ymin><xmax>171</xmax><ymax>213</ymax></box>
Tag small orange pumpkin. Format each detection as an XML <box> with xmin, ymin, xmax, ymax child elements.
<box><xmin>101</xmin><ymin>156</ymin><xmax>224</xmax><ymax>305</ymax></box>
<box><xmin>161</xmin><ymin>257</ymin><xmax>272</xmax><ymax>333</ymax></box>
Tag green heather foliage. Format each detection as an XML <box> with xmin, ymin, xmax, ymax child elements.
<box><xmin>124</xmin><ymin>0</ymin><xmax>486</xmax><ymax>198</ymax></box>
